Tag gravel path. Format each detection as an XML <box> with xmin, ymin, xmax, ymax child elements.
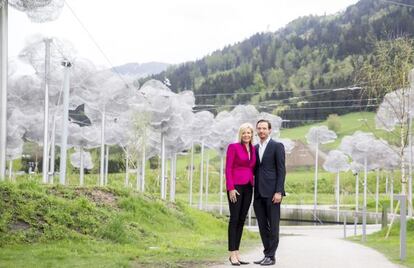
<box><xmin>212</xmin><ymin>224</ymin><xmax>403</xmax><ymax>268</ymax></box>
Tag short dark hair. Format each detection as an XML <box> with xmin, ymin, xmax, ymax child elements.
<box><xmin>256</xmin><ymin>119</ymin><xmax>271</xmax><ymax>129</ymax></box>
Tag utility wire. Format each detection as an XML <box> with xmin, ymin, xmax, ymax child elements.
<box><xmin>194</xmin><ymin>86</ymin><xmax>362</xmax><ymax>97</ymax></box>
<box><xmin>381</xmin><ymin>0</ymin><xmax>414</xmax><ymax>8</ymax></box>
<box><xmin>63</xmin><ymin>0</ymin><xmax>133</xmax><ymax>89</ymax></box>
<box><xmin>195</xmin><ymin>103</ymin><xmax>378</xmax><ymax>112</ymax></box>
<box><xmin>195</xmin><ymin>98</ymin><xmax>378</xmax><ymax>108</ymax></box>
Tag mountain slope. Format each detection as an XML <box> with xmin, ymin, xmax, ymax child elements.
<box><xmin>112</xmin><ymin>61</ymin><xmax>169</xmax><ymax>78</ymax></box>
<box><xmin>145</xmin><ymin>0</ymin><xmax>414</xmax><ymax>125</ymax></box>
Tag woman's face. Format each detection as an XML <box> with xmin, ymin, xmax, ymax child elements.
<box><xmin>241</xmin><ymin>128</ymin><xmax>252</xmax><ymax>144</ymax></box>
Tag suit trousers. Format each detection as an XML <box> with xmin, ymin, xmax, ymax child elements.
<box><xmin>227</xmin><ymin>184</ymin><xmax>253</xmax><ymax>251</ymax></box>
<box><xmin>253</xmin><ymin>195</ymin><xmax>281</xmax><ymax>257</ymax></box>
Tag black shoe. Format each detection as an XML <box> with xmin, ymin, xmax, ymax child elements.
<box><xmin>229</xmin><ymin>257</ymin><xmax>241</xmax><ymax>266</ymax></box>
<box><xmin>238</xmin><ymin>260</ymin><xmax>249</xmax><ymax>265</ymax></box>
<box><xmin>254</xmin><ymin>257</ymin><xmax>265</xmax><ymax>264</ymax></box>
<box><xmin>260</xmin><ymin>257</ymin><xmax>275</xmax><ymax>266</ymax></box>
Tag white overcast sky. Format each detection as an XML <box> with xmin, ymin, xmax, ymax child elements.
<box><xmin>9</xmin><ymin>0</ymin><xmax>359</xmax><ymax>67</ymax></box>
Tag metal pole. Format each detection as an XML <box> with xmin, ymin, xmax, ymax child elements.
<box><xmin>408</xmin><ymin>116</ymin><xmax>413</xmax><ymax>217</ymax></box>
<box><xmin>104</xmin><ymin>145</ymin><xmax>109</xmax><ymax>185</ymax></box>
<box><xmin>386</xmin><ymin>173</ymin><xmax>389</xmax><ymax>194</ymax></box>
<box><xmin>58</xmin><ymin>61</ymin><xmax>71</xmax><ymax>185</ymax></box>
<box><xmin>362</xmin><ymin>156</ymin><xmax>367</xmax><ymax>242</ymax></box>
<box><xmin>170</xmin><ymin>156</ymin><xmax>174</xmax><ymax>202</ymax></box>
<box><xmin>375</xmin><ymin>169</ymin><xmax>380</xmax><ymax>224</ymax></box>
<box><xmin>354</xmin><ymin>173</ymin><xmax>359</xmax><ymax>236</ymax></box>
<box><xmin>49</xmin><ymin>115</ymin><xmax>57</xmax><ymax>183</ymax></box>
<box><xmin>343</xmin><ymin>214</ymin><xmax>347</xmax><ymax>239</ymax></box>
<box><xmin>205</xmin><ymin>152</ymin><xmax>209</xmax><ymax>207</ymax></box>
<box><xmin>189</xmin><ymin>142</ymin><xmax>194</xmax><ymax>206</ymax></box>
<box><xmin>336</xmin><ymin>171</ymin><xmax>340</xmax><ymax>222</ymax></box>
<box><xmin>391</xmin><ymin>172</ymin><xmax>394</xmax><ymax>213</ymax></box>
<box><xmin>173</xmin><ymin>154</ymin><xmax>177</xmax><ymax>200</ymax></box>
<box><xmin>313</xmin><ymin>141</ymin><xmax>319</xmax><ymax>222</ymax></box>
<box><xmin>135</xmin><ymin>154</ymin><xmax>140</xmax><ymax>191</ymax></box>
<box><xmin>42</xmin><ymin>39</ymin><xmax>52</xmax><ymax>184</ymax></box>
<box><xmin>160</xmin><ymin>133</ymin><xmax>166</xmax><ymax>199</ymax></box>
<box><xmin>141</xmin><ymin>145</ymin><xmax>146</xmax><ymax>192</ymax></box>
<box><xmin>219</xmin><ymin>154</ymin><xmax>224</xmax><ymax>215</ymax></box>
<box><xmin>0</xmin><ymin>1</ymin><xmax>8</xmax><ymax>181</ymax></box>
<box><xmin>394</xmin><ymin>194</ymin><xmax>407</xmax><ymax>261</ymax></box>
<box><xmin>99</xmin><ymin>110</ymin><xmax>105</xmax><ymax>186</ymax></box>
<box><xmin>199</xmin><ymin>141</ymin><xmax>205</xmax><ymax>210</ymax></box>
<box><xmin>125</xmin><ymin>148</ymin><xmax>129</xmax><ymax>187</ymax></box>
<box><xmin>79</xmin><ymin>146</ymin><xmax>84</xmax><ymax>186</ymax></box>
<box><xmin>8</xmin><ymin>159</ymin><xmax>11</xmax><ymax>180</ymax></box>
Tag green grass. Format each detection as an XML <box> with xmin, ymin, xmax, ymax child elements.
<box><xmin>349</xmin><ymin>220</ymin><xmax>414</xmax><ymax>268</ymax></box>
<box><xmin>0</xmin><ymin>180</ymin><xmax>258</xmax><ymax>267</ymax></box>
<box><xmin>13</xmin><ymin>165</ymin><xmax>411</xmax><ymax>213</ymax></box>
<box><xmin>280</xmin><ymin>111</ymin><xmax>402</xmax><ymax>150</ymax></box>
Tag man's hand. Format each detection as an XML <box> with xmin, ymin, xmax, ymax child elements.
<box><xmin>272</xmin><ymin>192</ymin><xmax>282</xmax><ymax>204</ymax></box>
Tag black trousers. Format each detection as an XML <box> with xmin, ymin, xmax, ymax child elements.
<box><xmin>253</xmin><ymin>195</ymin><xmax>281</xmax><ymax>258</ymax></box>
<box><xmin>227</xmin><ymin>184</ymin><xmax>253</xmax><ymax>251</ymax></box>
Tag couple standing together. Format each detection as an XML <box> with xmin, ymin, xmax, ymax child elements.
<box><xmin>226</xmin><ymin>119</ymin><xmax>286</xmax><ymax>266</ymax></box>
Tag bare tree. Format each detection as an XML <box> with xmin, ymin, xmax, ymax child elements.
<box><xmin>356</xmin><ymin>37</ymin><xmax>414</xmax><ymax>195</ymax></box>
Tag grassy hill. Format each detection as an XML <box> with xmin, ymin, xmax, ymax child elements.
<box><xmin>0</xmin><ymin>180</ymin><xmax>258</xmax><ymax>267</ymax></box>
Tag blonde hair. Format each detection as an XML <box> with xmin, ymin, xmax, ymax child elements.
<box><xmin>237</xmin><ymin>123</ymin><xmax>254</xmax><ymax>144</ymax></box>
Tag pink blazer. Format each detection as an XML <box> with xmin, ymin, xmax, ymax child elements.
<box><xmin>225</xmin><ymin>142</ymin><xmax>256</xmax><ymax>191</ymax></box>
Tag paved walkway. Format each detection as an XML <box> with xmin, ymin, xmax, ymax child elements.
<box><xmin>212</xmin><ymin>225</ymin><xmax>403</xmax><ymax>268</ymax></box>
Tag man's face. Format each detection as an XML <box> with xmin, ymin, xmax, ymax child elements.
<box><xmin>256</xmin><ymin>122</ymin><xmax>271</xmax><ymax>140</ymax></box>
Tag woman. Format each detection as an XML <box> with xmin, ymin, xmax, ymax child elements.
<box><xmin>225</xmin><ymin>123</ymin><xmax>256</xmax><ymax>266</ymax></box>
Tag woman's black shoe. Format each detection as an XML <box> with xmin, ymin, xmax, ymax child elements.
<box><xmin>229</xmin><ymin>257</ymin><xmax>241</xmax><ymax>266</ymax></box>
<box><xmin>238</xmin><ymin>260</ymin><xmax>249</xmax><ymax>265</ymax></box>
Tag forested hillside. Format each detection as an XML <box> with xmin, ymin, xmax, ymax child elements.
<box><xmin>145</xmin><ymin>0</ymin><xmax>414</xmax><ymax>126</ymax></box>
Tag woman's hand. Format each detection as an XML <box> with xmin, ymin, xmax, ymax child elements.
<box><xmin>229</xmin><ymin>189</ymin><xmax>240</xmax><ymax>203</ymax></box>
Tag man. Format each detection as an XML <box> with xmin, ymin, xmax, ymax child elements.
<box><xmin>253</xmin><ymin>119</ymin><xmax>286</xmax><ymax>266</ymax></box>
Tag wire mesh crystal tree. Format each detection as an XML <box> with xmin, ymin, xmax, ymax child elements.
<box><xmin>306</xmin><ymin>125</ymin><xmax>337</xmax><ymax>221</ymax></box>
<box><xmin>1</xmin><ymin>0</ymin><xmax>65</xmax><ymax>180</ymax></box>
<box><xmin>356</xmin><ymin>38</ymin><xmax>414</xmax><ymax>218</ymax></box>
<box><xmin>323</xmin><ymin>150</ymin><xmax>350</xmax><ymax>222</ymax></box>
<box><xmin>340</xmin><ymin>131</ymin><xmax>384</xmax><ymax>241</ymax></box>
<box><xmin>9</xmin><ymin>0</ymin><xmax>64</xmax><ymax>22</ymax></box>
<box><xmin>77</xmin><ymin>70</ymin><xmax>136</xmax><ymax>186</ymax></box>
<box><xmin>19</xmin><ymin>35</ymin><xmax>77</xmax><ymax>184</ymax></box>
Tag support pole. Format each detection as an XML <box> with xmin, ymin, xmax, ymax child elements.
<box><xmin>58</xmin><ymin>60</ymin><xmax>71</xmax><ymax>185</ymax></box>
<box><xmin>219</xmin><ymin>154</ymin><xmax>224</xmax><ymax>215</ymax></box>
<box><xmin>160</xmin><ymin>133</ymin><xmax>166</xmax><ymax>199</ymax></box>
<box><xmin>141</xmin><ymin>145</ymin><xmax>146</xmax><ymax>192</ymax></box>
<box><xmin>99</xmin><ymin>110</ymin><xmax>105</xmax><ymax>186</ymax></box>
<box><xmin>42</xmin><ymin>39</ymin><xmax>52</xmax><ymax>184</ymax></box>
<box><xmin>0</xmin><ymin>1</ymin><xmax>7</xmax><ymax>181</ymax></box>
<box><xmin>313</xmin><ymin>141</ymin><xmax>319</xmax><ymax>222</ymax></box>
<box><xmin>79</xmin><ymin>147</ymin><xmax>84</xmax><ymax>186</ymax></box>
<box><xmin>362</xmin><ymin>156</ymin><xmax>368</xmax><ymax>242</ymax></box>
<box><xmin>189</xmin><ymin>142</ymin><xmax>194</xmax><ymax>206</ymax></box>
<box><xmin>198</xmin><ymin>141</ymin><xmax>205</xmax><ymax>210</ymax></box>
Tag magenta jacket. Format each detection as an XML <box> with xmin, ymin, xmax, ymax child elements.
<box><xmin>225</xmin><ymin>142</ymin><xmax>256</xmax><ymax>191</ymax></box>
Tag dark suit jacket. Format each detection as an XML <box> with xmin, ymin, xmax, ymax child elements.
<box><xmin>254</xmin><ymin>139</ymin><xmax>286</xmax><ymax>198</ymax></box>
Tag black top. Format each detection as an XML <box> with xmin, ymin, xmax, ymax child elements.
<box><xmin>254</xmin><ymin>139</ymin><xmax>286</xmax><ymax>198</ymax></box>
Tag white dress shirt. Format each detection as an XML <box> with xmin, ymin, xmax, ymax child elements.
<box><xmin>258</xmin><ymin>136</ymin><xmax>271</xmax><ymax>162</ymax></box>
